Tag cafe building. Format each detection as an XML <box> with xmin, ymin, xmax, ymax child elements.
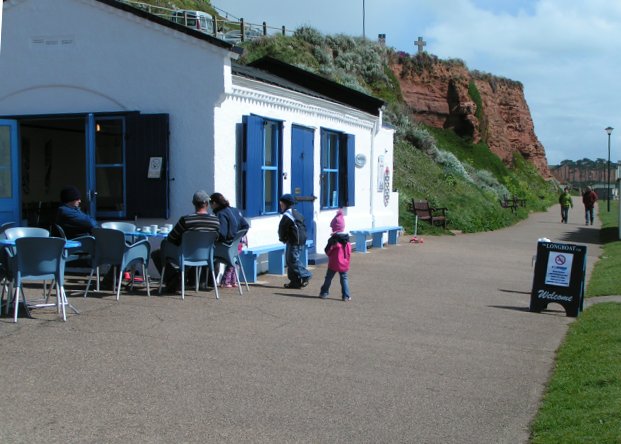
<box><xmin>0</xmin><ymin>0</ymin><xmax>398</xmax><ymax>252</ymax></box>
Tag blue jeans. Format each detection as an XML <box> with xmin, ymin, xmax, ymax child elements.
<box><xmin>286</xmin><ymin>244</ymin><xmax>312</xmax><ymax>284</ymax></box>
<box><xmin>320</xmin><ymin>268</ymin><xmax>350</xmax><ymax>299</ymax></box>
<box><xmin>560</xmin><ymin>206</ymin><xmax>569</xmax><ymax>223</ymax></box>
<box><xmin>585</xmin><ymin>207</ymin><xmax>594</xmax><ymax>224</ymax></box>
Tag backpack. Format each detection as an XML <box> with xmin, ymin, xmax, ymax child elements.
<box><xmin>290</xmin><ymin>209</ymin><xmax>307</xmax><ymax>246</ymax></box>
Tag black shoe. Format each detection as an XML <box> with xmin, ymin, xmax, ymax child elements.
<box><xmin>284</xmin><ymin>282</ymin><xmax>302</xmax><ymax>289</ymax></box>
<box><xmin>300</xmin><ymin>278</ymin><xmax>310</xmax><ymax>287</ymax></box>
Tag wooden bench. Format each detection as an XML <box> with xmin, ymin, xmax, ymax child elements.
<box><xmin>240</xmin><ymin>240</ymin><xmax>314</xmax><ymax>283</ymax></box>
<box><xmin>408</xmin><ymin>200</ymin><xmax>447</xmax><ymax>229</ymax></box>
<box><xmin>500</xmin><ymin>196</ymin><xmax>527</xmax><ymax>213</ymax></box>
<box><xmin>350</xmin><ymin>226</ymin><xmax>403</xmax><ymax>253</ymax></box>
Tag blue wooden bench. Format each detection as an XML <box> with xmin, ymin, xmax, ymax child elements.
<box><xmin>240</xmin><ymin>240</ymin><xmax>314</xmax><ymax>283</ymax></box>
<box><xmin>350</xmin><ymin>226</ymin><xmax>403</xmax><ymax>253</ymax></box>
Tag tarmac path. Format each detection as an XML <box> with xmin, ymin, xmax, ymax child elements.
<box><xmin>0</xmin><ymin>203</ymin><xmax>612</xmax><ymax>443</ymax></box>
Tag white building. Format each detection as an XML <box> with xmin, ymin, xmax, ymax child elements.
<box><xmin>0</xmin><ymin>0</ymin><xmax>397</xmax><ymax>255</ymax></box>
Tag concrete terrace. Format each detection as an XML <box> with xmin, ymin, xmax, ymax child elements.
<box><xmin>0</xmin><ymin>203</ymin><xmax>607</xmax><ymax>443</ymax></box>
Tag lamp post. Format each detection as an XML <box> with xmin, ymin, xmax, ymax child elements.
<box><xmin>605</xmin><ymin>126</ymin><xmax>614</xmax><ymax>212</ymax></box>
<box><xmin>362</xmin><ymin>0</ymin><xmax>366</xmax><ymax>39</ymax></box>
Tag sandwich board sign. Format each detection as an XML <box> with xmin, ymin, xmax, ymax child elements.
<box><xmin>530</xmin><ymin>241</ymin><xmax>587</xmax><ymax>317</ymax></box>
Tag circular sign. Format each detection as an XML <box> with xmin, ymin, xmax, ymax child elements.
<box><xmin>354</xmin><ymin>153</ymin><xmax>367</xmax><ymax>168</ymax></box>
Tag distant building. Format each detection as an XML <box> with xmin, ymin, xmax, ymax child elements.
<box><xmin>550</xmin><ymin>162</ymin><xmax>618</xmax><ymax>185</ymax></box>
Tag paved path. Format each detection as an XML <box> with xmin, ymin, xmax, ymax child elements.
<box><xmin>0</xmin><ymin>204</ymin><xmax>614</xmax><ymax>443</ymax></box>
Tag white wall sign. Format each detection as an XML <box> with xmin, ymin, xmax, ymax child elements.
<box><xmin>147</xmin><ymin>156</ymin><xmax>163</xmax><ymax>179</ymax></box>
<box><xmin>544</xmin><ymin>252</ymin><xmax>574</xmax><ymax>287</ymax></box>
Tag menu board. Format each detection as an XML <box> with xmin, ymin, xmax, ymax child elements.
<box><xmin>530</xmin><ymin>241</ymin><xmax>587</xmax><ymax>317</ymax></box>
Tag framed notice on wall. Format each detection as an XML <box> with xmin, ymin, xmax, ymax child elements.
<box><xmin>147</xmin><ymin>157</ymin><xmax>163</xmax><ymax>179</ymax></box>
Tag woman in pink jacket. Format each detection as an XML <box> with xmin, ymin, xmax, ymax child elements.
<box><xmin>319</xmin><ymin>209</ymin><xmax>351</xmax><ymax>301</ymax></box>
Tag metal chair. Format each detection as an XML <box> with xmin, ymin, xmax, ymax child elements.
<box><xmin>158</xmin><ymin>231</ymin><xmax>219</xmax><ymax>300</ymax></box>
<box><xmin>84</xmin><ymin>228</ymin><xmax>151</xmax><ymax>301</ymax></box>
<box><xmin>214</xmin><ymin>228</ymin><xmax>249</xmax><ymax>295</ymax></box>
<box><xmin>12</xmin><ymin>237</ymin><xmax>70</xmax><ymax>322</ymax></box>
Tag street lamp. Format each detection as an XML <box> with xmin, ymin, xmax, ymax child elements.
<box><xmin>362</xmin><ymin>0</ymin><xmax>366</xmax><ymax>39</ymax></box>
<box><xmin>605</xmin><ymin>126</ymin><xmax>614</xmax><ymax>212</ymax></box>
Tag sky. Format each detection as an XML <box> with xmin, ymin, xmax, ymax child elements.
<box><xmin>213</xmin><ymin>0</ymin><xmax>621</xmax><ymax>165</ymax></box>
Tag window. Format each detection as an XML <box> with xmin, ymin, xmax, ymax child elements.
<box><xmin>320</xmin><ymin>129</ymin><xmax>355</xmax><ymax>209</ymax></box>
<box><xmin>241</xmin><ymin>115</ymin><xmax>282</xmax><ymax>217</ymax></box>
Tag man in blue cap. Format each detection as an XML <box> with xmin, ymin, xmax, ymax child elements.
<box><xmin>278</xmin><ymin>194</ymin><xmax>311</xmax><ymax>289</ymax></box>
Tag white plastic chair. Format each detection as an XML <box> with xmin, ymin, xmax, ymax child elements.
<box><xmin>12</xmin><ymin>237</ymin><xmax>70</xmax><ymax>322</ymax></box>
<box><xmin>84</xmin><ymin>228</ymin><xmax>151</xmax><ymax>301</ymax></box>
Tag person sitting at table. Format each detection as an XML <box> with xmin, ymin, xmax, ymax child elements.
<box><xmin>209</xmin><ymin>192</ymin><xmax>249</xmax><ymax>287</ymax></box>
<box><xmin>55</xmin><ymin>185</ymin><xmax>98</xmax><ymax>239</ymax></box>
<box><xmin>151</xmin><ymin>190</ymin><xmax>220</xmax><ymax>292</ymax></box>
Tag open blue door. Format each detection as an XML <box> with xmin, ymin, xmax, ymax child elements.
<box><xmin>291</xmin><ymin>125</ymin><xmax>315</xmax><ymax>247</ymax></box>
<box><xmin>0</xmin><ymin>120</ymin><xmax>20</xmax><ymax>224</ymax></box>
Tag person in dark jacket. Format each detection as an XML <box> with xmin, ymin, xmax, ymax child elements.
<box><xmin>55</xmin><ymin>186</ymin><xmax>97</xmax><ymax>239</ymax></box>
<box><xmin>210</xmin><ymin>192</ymin><xmax>249</xmax><ymax>287</ymax></box>
<box><xmin>278</xmin><ymin>194</ymin><xmax>311</xmax><ymax>289</ymax></box>
<box><xmin>582</xmin><ymin>186</ymin><xmax>598</xmax><ymax>226</ymax></box>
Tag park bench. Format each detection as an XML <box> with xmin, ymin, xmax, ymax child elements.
<box><xmin>408</xmin><ymin>199</ymin><xmax>448</xmax><ymax>229</ymax></box>
<box><xmin>350</xmin><ymin>226</ymin><xmax>403</xmax><ymax>253</ymax></box>
<box><xmin>500</xmin><ymin>195</ymin><xmax>527</xmax><ymax>213</ymax></box>
<box><xmin>240</xmin><ymin>240</ymin><xmax>313</xmax><ymax>283</ymax></box>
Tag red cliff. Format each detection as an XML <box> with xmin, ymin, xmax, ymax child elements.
<box><xmin>390</xmin><ymin>53</ymin><xmax>551</xmax><ymax>178</ymax></box>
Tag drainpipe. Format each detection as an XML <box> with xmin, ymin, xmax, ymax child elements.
<box><xmin>369</xmin><ymin>107</ymin><xmax>383</xmax><ymax>228</ymax></box>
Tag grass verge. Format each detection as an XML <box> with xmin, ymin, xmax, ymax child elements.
<box><xmin>529</xmin><ymin>303</ymin><xmax>621</xmax><ymax>443</ymax></box>
<box><xmin>586</xmin><ymin>201</ymin><xmax>621</xmax><ymax>297</ymax></box>
<box><xmin>530</xmin><ymin>202</ymin><xmax>621</xmax><ymax>443</ymax></box>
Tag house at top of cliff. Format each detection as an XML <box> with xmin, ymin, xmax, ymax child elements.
<box><xmin>0</xmin><ymin>0</ymin><xmax>398</xmax><ymax>254</ymax></box>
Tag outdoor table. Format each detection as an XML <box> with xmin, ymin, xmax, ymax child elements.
<box><xmin>0</xmin><ymin>239</ymin><xmax>82</xmax><ymax>248</ymax></box>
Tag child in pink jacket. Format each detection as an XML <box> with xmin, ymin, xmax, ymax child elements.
<box><xmin>319</xmin><ymin>209</ymin><xmax>351</xmax><ymax>301</ymax></box>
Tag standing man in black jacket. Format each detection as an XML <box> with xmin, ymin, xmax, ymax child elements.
<box><xmin>278</xmin><ymin>194</ymin><xmax>311</xmax><ymax>289</ymax></box>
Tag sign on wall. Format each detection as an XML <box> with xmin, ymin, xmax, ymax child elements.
<box><xmin>147</xmin><ymin>156</ymin><xmax>163</xmax><ymax>179</ymax></box>
<box><xmin>530</xmin><ymin>241</ymin><xmax>587</xmax><ymax>317</ymax></box>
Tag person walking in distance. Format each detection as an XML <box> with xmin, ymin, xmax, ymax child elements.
<box><xmin>319</xmin><ymin>209</ymin><xmax>351</xmax><ymax>301</ymax></box>
<box><xmin>559</xmin><ymin>186</ymin><xmax>573</xmax><ymax>224</ymax></box>
<box><xmin>278</xmin><ymin>194</ymin><xmax>311</xmax><ymax>289</ymax></box>
<box><xmin>582</xmin><ymin>186</ymin><xmax>598</xmax><ymax>226</ymax></box>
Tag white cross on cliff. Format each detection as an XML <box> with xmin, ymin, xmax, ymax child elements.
<box><xmin>415</xmin><ymin>36</ymin><xmax>426</xmax><ymax>54</ymax></box>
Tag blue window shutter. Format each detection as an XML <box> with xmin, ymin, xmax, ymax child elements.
<box><xmin>244</xmin><ymin>115</ymin><xmax>264</xmax><ymax>217</ymax></box>
<box><xmin>345</xmin><ymin>134</ymin><xmax>355</xmax><ymax>207</ymax></box>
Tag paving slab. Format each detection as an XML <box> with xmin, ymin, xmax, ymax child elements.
<box><xmin>0</xmin><ymin>203</ymin><xmax>607</xmax><ymax>443</ymax></box>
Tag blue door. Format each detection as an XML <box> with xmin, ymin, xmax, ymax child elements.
<box><xmin>85</xmin><ymin>114</ymin><xmax>127</xmax><ymax>219</ymax></box>
<box><xmin>291</xmin><ymin>125</ymin><xmax>315</xmax><ymax>247</ymax></box>
<box><xmin>0</xmin><ymin>120</ymin><xmax>20</xmax><ymax>224</ymax></box>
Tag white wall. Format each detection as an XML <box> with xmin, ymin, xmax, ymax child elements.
<box><xmin>215</xmin><ymin>76</ymin><xmax>398</xmax><ymax>249</ymax></box>
<box><xmin>0</xmin><ymin>0</ymin><xmax>234</xmax><ymax>220</ymax></box>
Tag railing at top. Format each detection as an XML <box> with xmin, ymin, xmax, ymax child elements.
<box><xmin>119</xmin><ymin>0</ymin><xmax>293</xmax><ymax>44</ymax></box>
